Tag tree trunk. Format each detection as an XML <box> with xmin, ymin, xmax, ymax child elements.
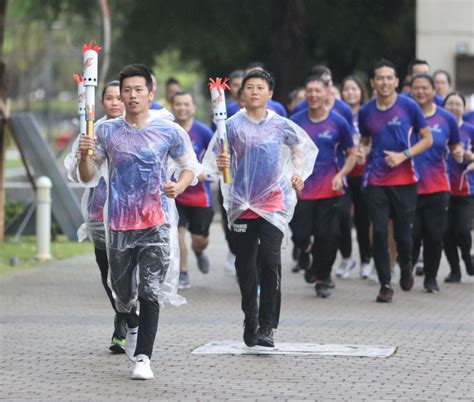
<box><xmin>98</xmin><ymin>0</ymin><xmax>111</xmax><ymax>86</ymax></box>
<box><xmin>270</xmin><ymin>0</ymin><xmax>309</xmax><ymax>108</ymax></box>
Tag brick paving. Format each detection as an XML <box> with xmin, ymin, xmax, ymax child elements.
<box><xmin>1</xmin><ymin>222</ymin><xmax>473</xmax><ymax>400</ymax></box>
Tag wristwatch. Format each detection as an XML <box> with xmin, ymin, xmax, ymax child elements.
<box><xmin>403</xmin><ymin>149</ymin><xmax>412</xmax><ymax>159</ymax></box>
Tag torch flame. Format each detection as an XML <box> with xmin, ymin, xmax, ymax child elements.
<box><xmin>82</xmin><ymin>40</ymin><xmax>102</xmax><ymax>54</ymax></box>
<box><xmin>72</xmin><ymin>73</ymin><xmax>84</xmax><ymax>85</ymax></box>
<box><xmin>209</xmin><ymin>77</ymin><xmax>230</xmax><ymax>95</ymax></box>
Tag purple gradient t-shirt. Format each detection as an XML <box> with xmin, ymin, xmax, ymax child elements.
<box><xmin>176</xmin><ymin>120</ymin><xmax>213</xmax><ymax>208</ymax></box>
<box><xmin>412</xmin><ymin>106</ymin><xmax>460</xmax><ymax>194</ymax></box>
<box><xmin>448</xmin><ymin>122</ymin><xmax>474</xmax><ymax>196</ymax></box>
<box><xmin>358</xmin><ymin>95</ymin><xmax>427</xmax><ymax>186</ymax></box>
<box><xmin>291</xmin><ymin>109</ymin><xmax>354</xmax><ymax>199</ymax></box>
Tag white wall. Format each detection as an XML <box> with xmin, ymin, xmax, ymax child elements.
<box><xmin>416</xmin><ymin>0</ymin><xmax>474</xmax><ymax>90</ymax></box>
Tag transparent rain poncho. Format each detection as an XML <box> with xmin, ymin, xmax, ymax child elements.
<box><xmin>64</xmin><ymin>108</ymin><xmax>175</xmax><ymax>249</ymax></box>
<box><xmin>203</xmin><ymin>110</ymin><xmax>318</xmax><ymax>234</ymax></box>
<box><xmin>76</xmin><ymin>113</ymin><xmax>201</xmax><ymax>310</ymax></box>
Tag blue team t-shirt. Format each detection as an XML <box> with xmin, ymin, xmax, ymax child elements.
<box><xmin>176</xmin><ymin>120</ymin><xmax>213</xmax><ymax>208</ymax></box>
<box><xmin>291</xmin><ymin>109</ymin><xmax>354</xmax><ymax>199</ymax></box>
<box><xmin>358</xmin><ymin>95</ymin><xmax>427</xmax><ymax>186</ymax></box>
<box><xmin>463</xmin><ymin>110</ymin><xmax>474</xmax><ymax>126</ymax></box>
<box><xmin>448</xmin><ymin>122</ymin><xmax>474</xmax><ymax>196</ymax></box>
<box><xmin>412</xmin><ymin>106</ymin><xmax>460</xmax><ymax>194</ymax></box>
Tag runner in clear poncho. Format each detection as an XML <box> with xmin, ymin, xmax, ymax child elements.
<box><xmin>64</xmin><ymin>81</ymin><xmax>176</xmax><ymax>354</ymax></box>
<box><xmin>203</xmin><ymin>69</ymin><xmax>318</xmax><ymax>349</ymax></box>
<box><xmin>78</xmin><ymin>64</ymin><xmax>201</xmax><ymax>380</ymax></box>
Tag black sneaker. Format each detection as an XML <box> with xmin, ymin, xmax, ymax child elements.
<box><xmin>376</xmin><ymin>285</ymin><xmax>394</xmax><ymax>303</ymax></box>
<box><xmin>298</xmin><ymin>250</ymin><xmax>311</xmax><ymax>271</ymax></box>
<box><xmin>315</xmin><ymin>282</ymin><xmax>331</xmax><ymax>298</ymax></box>
<box><xmin>466</xmin><ymin>257</ymin><xmax>474</xmax><ymax>276</ymax></box>
<box><xmin>399</xmin><ymin>267</ymin><xmax>414</xmax><ymax>291</ymax></box>
<box><xmin>243</xmin><ymin>318</ymin><xmax>258</xmax><ymax>347</ymax></box>
<box><xmin>444</xmin><ymin>272</ymin><xmax>461</xmax><ymax>283</ymax></box>
<box><xmin>256</xmin><ymin>326</ymin><xmax>274</xmax><ymax>348</ymax></box>
<box><xmin>323</xmin><ymin>278</ymin><xmax>335</xmax><ymax>289</ymax></box>
<box><xmin>424</xmin><ymin>277</ymin><xmax>440</xmax><ymax>293</ymax></box>
<box><xmin>291</xmin><ymin>263</ymin><xmax>301</xmax><ymax>273</ymax></box>
<box><xmin>304</xmin><ymin>269</ymin><xmax>317</xmax><ymax>284</ymax></box>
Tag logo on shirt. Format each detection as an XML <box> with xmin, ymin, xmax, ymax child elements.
<box><xmin>388</xmin><ymin>116</ymin><xmax>401</xmax><ymax>126</ymax></box>
<box><xmin>430</xmin><ymin>124</ymin><xmax>442</xmax><ymax>134</ymax></box>
<box><xmin>231</xmin><ymin>223</ymin><xmax>248</xmax><ymax>233</ymax></box>
<box><xmin>319</xmin><ymin>130</ymin><xmax>332</xmax><ymax>139</ymax></box>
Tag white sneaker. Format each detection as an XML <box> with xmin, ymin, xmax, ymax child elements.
<box><xmin>360</xmin><ymin>262</ymin><xmax>373</xmax><ymax>279</ymax></box>
<box><xmin>224</xmin><ymin>251</ymin><xmax>236</xmax><ymax>274</ymax></box>
<box><xmin>131</xmin><ymin>354</ymin><xmax>154</xmax><ymax>380</ymax></box>
<box><xmin>125</xmin><ymin>326</ymin><xmax>138</xmax><ymax>362</ymax></box>
<box><xmin>336</xmin><ymin>259</ymin><xmax>356</xmax><ymax>278</ymax></box>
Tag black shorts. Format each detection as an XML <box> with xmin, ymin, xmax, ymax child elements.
<box><xmin>176</xmin><ymin>203</ymin><xmax>214</xmax><ymax>237</ymax></box>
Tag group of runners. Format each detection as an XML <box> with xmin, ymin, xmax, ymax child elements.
<box><xmin>66</xmin><ymin>58</ymin><xmax>474</xmax><ymax>380</ymax></box>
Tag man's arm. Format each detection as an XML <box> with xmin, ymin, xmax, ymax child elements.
<box><xmin>163</xmin><ymin>169</ymin><xmax>195</xmax><ymax>198</ymax></box>
<box><xmin>384</xmin><ymin>126</ymin><xmax>433</xmax><ymax>168</ymax></box>
<box><xmin>449</xmin><ymin>143</ymin><xmax>464</xmax><ymax>164</ymax></box>
<box><xmin>332</xmin><ymin>148</ymin><xmax>357</xmax><ymax>191</ymax></box>
<box><xmin>77</xmin><ymin>136</ymin><xmax>99</xmax><ymax>183</ymax></box>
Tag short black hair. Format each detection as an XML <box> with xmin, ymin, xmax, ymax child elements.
<box><xmin>309</xmin><ymin>64</ymin><xmax>331</xmax><ymax>78</ymax></box>
<box><xmin>118</xmin><ymin>64</ymin><xmax>153</xmax><ymax>92</ymax></box>
<box><xmin>408</xmin><ymin>58</ymin><xmax>430</xmax><ymax>75</ymax></box>
<box><xmin>101</xmin><ymin>80</ymin><xmax>119</xmax><ymax>101</ymax></box>
<box><xmin>410</xmin><ymin>73</ymin><xmax>435</xmax><ymax>89</ymax></box>
<box><xmin>165</xmin><ymin>77</ymin><xmax>180</xmax><ymax>87</ymax></box>
<box><xmin>171</xmin><ymin>91</ymin><xmax>195</xmax><ymax>104</ymax></box>
<box><xmin>229</xmin><ymin>69</ymin><xmax>244</xmax><ymax>84</ymax></box>
<box><xmin>443</xmin><ymin>91</ymin><xmax>466</xmax><ymax>107</ymax></box>
<box><xmin>304</xmin><ymin>75</ymin><xmax>330</xmax><ymax>87</ymax></box>
<box><xmin>372</xmin><ymin>59</ymin><xmax>398</xmax><ymax>78</ymax></box>
<box><xmin>241</xmin><ymin>69</ymin><xmax>275</xmax><ymax>91</ymax></box>
<box><xmin>433</xmin><ymin>69</ymin><xmax>452</xmax><ymax>85</ymax></box>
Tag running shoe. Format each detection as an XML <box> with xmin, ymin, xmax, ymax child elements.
<box><xmin>109</xmin><ymin>337</ymin><xmax>126</xmax><ymax>354</ymax></box>
<box><xmin>297</xmin><ymin>250</ymin><xmax>311</xmax><ymax>271</ymax></box>
<box><xmin>125</xmin><ymin>326</ymin><xmax>138</xmax><ymax>362</ymax></box>
<box><xmin>256</xmin><ymin>326</ymin><xmax>274</xmax><ymax>348</ymax></box>
<box><xmin>131</xmin><ymin>354</ymin><xmax>154</xmax><ymax>380</ymax></box>
<box><xmin>424</xmin><ymin>277</ymin><xmax>440</xmax><ymax>293</ymax></box>
<box><xmin>315</xmin><ymin>282</ymin><xmax>331</xmax><ymax>298</ymax></box>
<box><xmin>376</xmin><ymin>285</ymin><xmax>394</xmax><ymax>303</ymax></box>
<box><xmin>224</xmin><ymin>251</ymin><xmax>236</xmax><ymax>274</ymax></box>
<box><xmin>243</xmin><ymin>317</ymin><xmax>258</xmax><ymax>347</ymax></box>
<box><xmin>399</xmin><ymin>267</ymin><xmax>414</xmax><ymax>291</ymax></box>
<box><xmin>360</xmin><ymin>262</ymin><xmax>373</xmax><ymax>279</ymax></box>
<box><xmin>335</xmin><ymin>259</ymin><xmax>357</xmax><ymax>278</ymax></box>
<box><xmin>195</xmin><ymin>251</ymin><xmax>210</xmax><ymax>274</ymax></box>
<box><xmin>414</xmin><ymin>258</ymin><xmax>424</xmax><ymax>276</ymax></box>
<box><xmin>178</xmin><ymin>271</ymin><xmax>191</xmax><ymax>289</ymax></box>
<box><xmin>444</xmin><ymin>272</ymin><xmax>461</xmax><ymax>283</ymax></box>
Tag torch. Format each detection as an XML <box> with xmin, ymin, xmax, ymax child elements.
<box><xmin>209</xmin><ymin>77</ymin><xmax>231</xmax><ymax>183</ymax></box>
<box><xmin>72</xmin><ymin>74</ymin><xmax>86</xmax><ymax>136</ymax></box>
<box><xmin>82</xmin><ymin>40</ymin><xmax>102</xmax><ymax>155</ymax></box>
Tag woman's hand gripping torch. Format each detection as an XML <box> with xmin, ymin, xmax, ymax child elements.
<box><xmin>82</xmin><ymin>41</ymin><xmax>102</xmax><ymax>156</ymax></box>
<box><xmin>209</xmin><ymin>77</ymin><xmax>231</xmax><ymax>183</ymax></box>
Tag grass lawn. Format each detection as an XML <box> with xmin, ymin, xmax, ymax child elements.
<box><xmin>0</xmin><ymin>235</ymin><xmax>93</xmax><ymax>275</ymax></box>
<box><xmin>5</xmin><ymin>159</ymin><xmax>24</xmax><ymax>169</ymax></box>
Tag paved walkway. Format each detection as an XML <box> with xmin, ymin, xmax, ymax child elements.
<box><xmin>1</xmin><ymin>222</ymin><xmax>473</xmax><ymax>400</ymax></box>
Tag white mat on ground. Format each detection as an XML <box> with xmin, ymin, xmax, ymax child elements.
<box><xmin>192</xmin><ymin>341</ymin><xmax>397</xmax><ymax>358</ymax></box>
